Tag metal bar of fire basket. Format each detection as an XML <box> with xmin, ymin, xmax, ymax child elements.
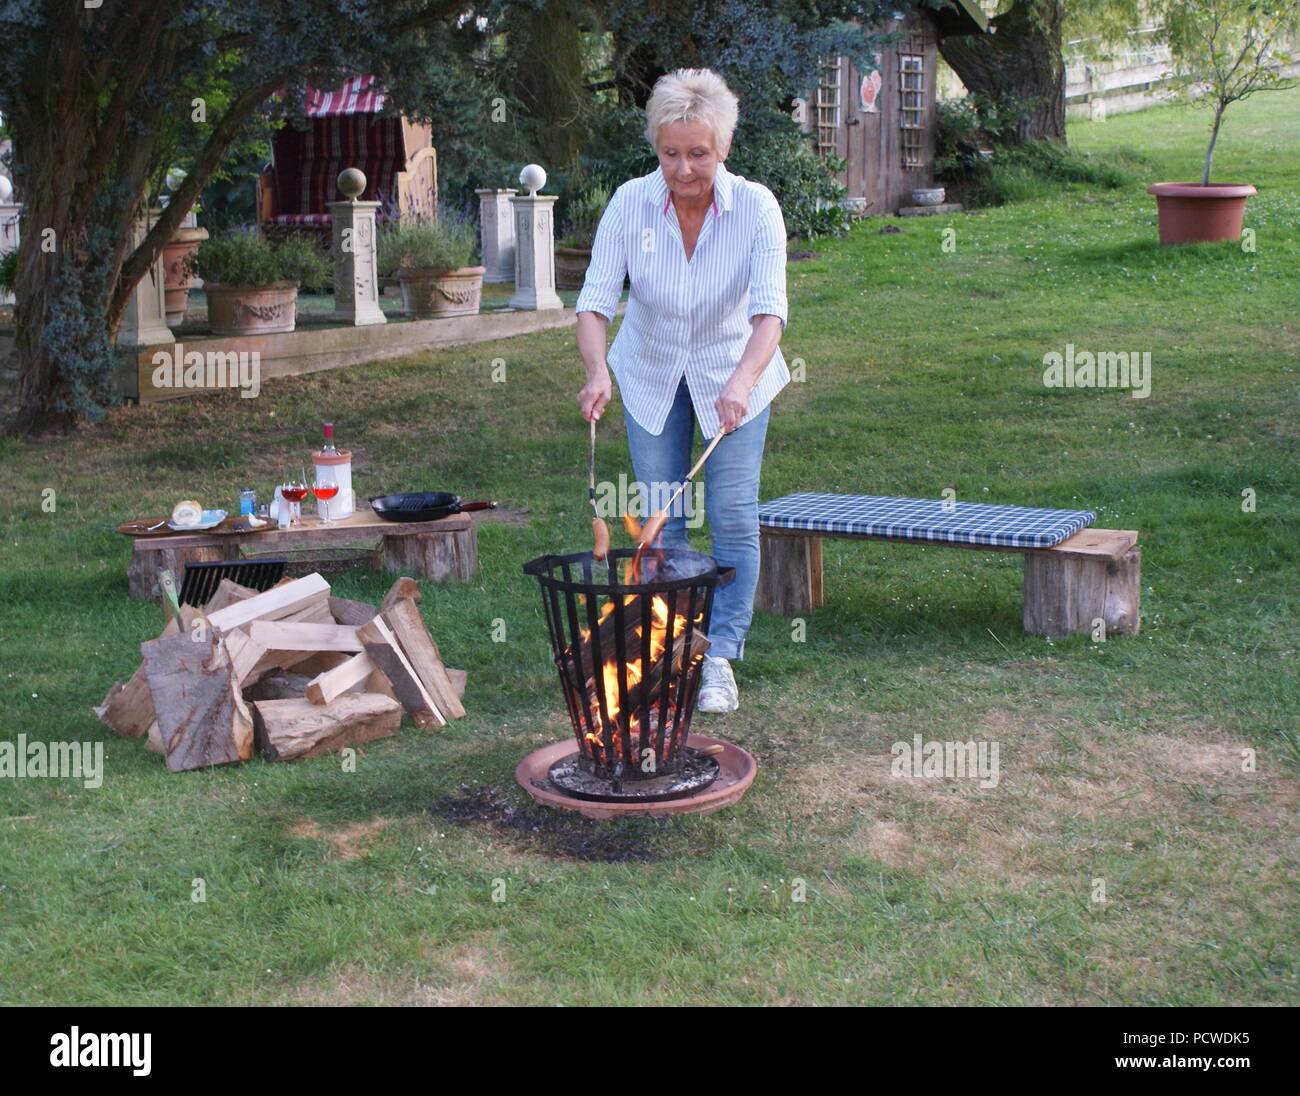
<box><xmin>561</xmin><ymin>582</ymin><xmax>604</xmax><ymax>767</ymax></box>
<box><xmin>654</xmin><ymin>582</ymin><xmax>678</xmax><ymax>766</ymax></box>
<box><xmin>639</xmin><ymin>590</ymin><xmax>652</xmax><ymax>768</ymax></box>
<box><xmin>611</xmin><ymin>590</ymin><xmax>635</xmax><ymax>774</ymax></box>
<box><xmin>541</xmin><ymin>580</ymin><xmax>589</xmax><ymax>763</ymax></box>
<box><xmin>669</xmin><ymin>583</ymin><xmax>701</xmax><ymax>762</ymax></box>
<box><xmin>584</xmin><ymin>587</ymin><xmax>617</xmax><ymax>771</ymax></box>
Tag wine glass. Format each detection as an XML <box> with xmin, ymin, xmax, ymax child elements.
<box><xmin>312</xmin><ymin>470</ymin><xmax>339</xmax><ymax>525</ymax></box>
<box><xmin>281</xmin><ymin>476</ymin><xmax>307</xmax><ymax>525</ymax></box>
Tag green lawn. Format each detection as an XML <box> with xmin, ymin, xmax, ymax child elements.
<box><xmin>0</xmin><ymin>90</ymin><xmax>1296</xmax><ymax>1006</ymax></box>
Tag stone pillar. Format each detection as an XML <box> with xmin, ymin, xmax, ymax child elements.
<box><xmin>508</xmin><ymin>192</ymin><xmax>563</xmax><ymax>311</ymax></box>
<box><xmin>117</xmin><ymin>207</ymin><xmax>173</xmax><ymax>348</ymax></box>
<box><xmin>0</xmin><ymin>200</ymin><xmax>19</xmax><ymax>307</ymax></box>
<box><xmin>328</xmin><ymin>199</ymin><xmax>386</xmax><ymax>326</ymax></box>
<box><xmin>475</xmin><ymin>188</ymin><xmax>517</xmax><ymax>284</ymax></box>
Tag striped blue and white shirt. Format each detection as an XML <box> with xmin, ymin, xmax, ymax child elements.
<box><xmin>575</xmin><ymin>159</ymin><xmax>790</xmax><ymax>439</ymax></box>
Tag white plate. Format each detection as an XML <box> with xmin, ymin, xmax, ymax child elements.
<box><xmin>168</xmin><ymin>509</ymin><xmax>228</xmax><ymax>532</ymax></box>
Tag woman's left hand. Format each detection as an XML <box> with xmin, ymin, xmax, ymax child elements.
<box><xmin>716</xmin><ymin>374</ymin><xmax>752</xmax><ymax>434</ymax></box>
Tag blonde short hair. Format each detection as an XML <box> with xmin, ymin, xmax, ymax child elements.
<box><xmin>644</xmin><ymin>68</ymin><xmax>739</xmax><ymax>155</ymax></box>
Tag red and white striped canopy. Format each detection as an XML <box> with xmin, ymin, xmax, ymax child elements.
<box><xmin>303</xmin><ymin>75</ymin><xmax>387</xmax><ymax>117</ymax></box>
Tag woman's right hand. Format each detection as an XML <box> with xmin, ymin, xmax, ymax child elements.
<box><xmin>577</xmin><ymin>368</ymin><xmax>612</xmax><ymax>422</ymax></box>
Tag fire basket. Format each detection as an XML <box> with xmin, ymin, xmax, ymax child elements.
<box><xmin>522</xmin><ymin>547</ymin><xmax>735</xmax><ymax>803</ymax></box>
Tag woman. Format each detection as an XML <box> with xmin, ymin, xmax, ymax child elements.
<box><xmin>575</xmin><ymin>67</ymin><xmax>789</xmax><ymax>714</ymax></box>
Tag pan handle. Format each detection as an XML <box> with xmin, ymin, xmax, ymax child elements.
<box><xmin>455</xmin><ymin>500</ymin><xmax>499</xmax><ymax>513</ymax></box>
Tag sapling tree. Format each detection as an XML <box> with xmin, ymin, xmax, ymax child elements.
<box><xmin>1158</xmin><ymin>0</ymin><xmax>1300</xmax><ymax>185</ymax></box>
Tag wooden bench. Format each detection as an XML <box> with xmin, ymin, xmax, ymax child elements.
<box><xmin>756</xmin><ymin>493</ymin><xmax>1140</xmax><ymax>638</ymax></box>
<box><xmin>127</xmin><ymin>508</ymin><xmax>478</xmax><ymax>602</ymax></box>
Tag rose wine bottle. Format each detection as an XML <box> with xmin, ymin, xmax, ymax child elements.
<box><xmin>321</xmin><ymin>422</ymin><xmax>339</xmax><ymax>456</ymax></box>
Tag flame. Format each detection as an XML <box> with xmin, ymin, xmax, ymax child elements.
<box><xmin>576</xmin><ymin>590</ymin><xmax>702</xmax><ymax>760</ymax></box>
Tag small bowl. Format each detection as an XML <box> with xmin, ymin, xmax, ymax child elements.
<box><xmin>912</xmin><ymin>187</ymin><xmax>946</xmax><ymax>206</ymax></box>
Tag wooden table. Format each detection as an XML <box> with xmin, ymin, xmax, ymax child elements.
<box><xmin>127</xmin><ymin>508</ymin><xmax>478</xmax><ymax>601</ymax></box>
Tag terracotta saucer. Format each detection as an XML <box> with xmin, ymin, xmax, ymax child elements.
<box><xmin>515</xmin><ymin>733</ymin><xmax>757</xmax><ymax>820</ymax></box>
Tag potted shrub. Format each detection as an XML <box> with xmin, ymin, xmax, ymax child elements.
<box><xmin>195</xmin><ymin>231</ymin><xmax>329</xmax><ymax>335</ymax></box>
<box><xmin>1147</xmin><ymin>0</ymin><xmax>1299</xmax><ymax>244</ymax></box>
<box><xmin>378</xmin><ymin>213</ymin><xmax>484</xmax><ymax>318</ymax></box>
<box><xmin>555</xmin><ymin>184</ymin><xmax>611</xmax><ymax>289</ymax></box>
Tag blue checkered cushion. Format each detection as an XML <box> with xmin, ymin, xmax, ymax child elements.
<box><xmin>758</xmin><ymin>493</ymin><xmax>1095</xmax><ymax>550</ymax></box>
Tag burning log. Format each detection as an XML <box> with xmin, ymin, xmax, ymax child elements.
<box><xmin>558</xmin><ymin>586</ymin><xmax>709</xmax><ymax>761</ymax></box>
<box><xmin>564</xmin><ymin>586</ymin><xmax>704</xmax><ymax>686</ymax></box>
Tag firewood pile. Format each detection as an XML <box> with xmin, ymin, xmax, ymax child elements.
<box><xmin>93</xmin><ymin>573</ymin><xmax>466</xmax><ymax>771</ymax></box>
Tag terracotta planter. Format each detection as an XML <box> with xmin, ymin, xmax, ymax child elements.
<box><xmin>1147</xmin><ymin>182</ymin><xmax>1257</xmax><ymax>245</ymax></box>
<box><xmin>205</xmin><ymin>281</ymin><xmax>298</xmax><ymax>335</ymax></box>
<box><xmin>398</xmin><ymin>265</ymin><xmax>485</xmax><ymax>318</ymax></box>
<box><xmin>555</xmin><ymin>245</ymin><xmax>592</xmax><ymax>290</ymax></box>
<box><xmin>162</xmin><ymin>225</ymin><xmax>209</xmax><ymax>326</ymax></box>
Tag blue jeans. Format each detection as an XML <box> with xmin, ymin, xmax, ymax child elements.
<box><xmin>624</xmin><ymin>376</ymin><xmax>770</xmax><ymax>660</ymax></box>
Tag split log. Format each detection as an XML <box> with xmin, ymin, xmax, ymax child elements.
<box><xmin>446</xmin><ymin>667</ymin><xmax>467</xmax><ymax>700</ymax></box>
<box><xmin>365</xmin><ymin>668</ymin><xmax>398</xmax><ymax>701</ymax></box>
<box><xmin>223</xmin><ymin>627</ymin><xmax>269</xmax><ymax>687</ymax></box>
<box><xmin>203</xmin><ymin>577</ymin><xmax>260</xmax><ymax>613</ymax></box>
<box><xmin>243</xmin><ymin>601</ymin><xmax>339</xmax><ymax>678</ymax></box>
<box><xmin>253</xmin><ymin>694</ymin><xmax>402</xmax><ymax>761</ymax></box>
<box><xmin>141</xmin><ymin>629</ymin><xmax>254</xmax><ymax>772</ymax></box>
<box><xmin>329</xmin><ymin>596</ymin><xmax>378</xmax><ymax>627</ymax></box>
<box><xmin>94</xmin><ymin>665</ymin><xmax>157</xmax><ymax>739</ymax></box>
<box><xmin>381</xmin><ymin>597</ymin><xmax>465</xmax><ymax>719</ymax></box>
<box><xmin>273</xmin><ymin>597</ymin><xmax>335</xmax><ymax>625</ymax></box>
<box><xmin>305</xmin><ymin>651</ymin><xmax>377</xmax><ymax>706</ymax></box>
<box><xmin>248</xmin><ymin>621</ymin><xmax>364</xmax><ymax>654</ymax></box>
<box><xmin>356</xmin><ymin>616</ymin><xmax>445</xmax><ymax>729</ymax></box>
<box><xmin>380</xmin><ymin>576</ymin><xmax>422</xmax><ymax>612</ymax></box>
<box><xmin>289</xmin><ymin>650</ymin><xmax>353</xmax><ymax>678</ymax></box>
<box><xmin>205</xmin><ymin>573</ymin><xmax>330</xmax><ymax>633</ymax></box>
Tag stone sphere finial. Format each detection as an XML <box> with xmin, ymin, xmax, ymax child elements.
<box><xmin>0</xmin><ymin>175</ymin><xmax>12</xmax><ymax>203</ymax></box>
<box><xmin>337</xmin><ymin>168</ymin><xmax>367</xmax><ymax>201</ymax></box>
<box><xmin>519</xmin><ymin>164</ymin><xmax>547</xmax><ymax>196</ymax></box>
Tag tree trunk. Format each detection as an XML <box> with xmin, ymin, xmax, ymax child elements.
<box><xmin>938</xmin><ymin>0</ymin><xmax>1066</xmax><ymax>145</ymax></box>
<box><xmin>508</xmin><ymin>0</ymin><xmax>590</xmax><ymax>172</ymax></box>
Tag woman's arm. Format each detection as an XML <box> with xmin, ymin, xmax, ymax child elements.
<box><xmin>717</xmin><ymin>192</ymin><xmax>789</xmax><ymax>432</ymax></box>
<box><xmin>574</xmin><ymin>187</ymin><xmax>627</xmax><ymax>421</ymax></box>
<box><xmin>576</xmin><ymin>312</ymin><xmax>613</xmax><ymax>421</ymax></box>
<box><xmin>716</xmin><ymin>314</ymin><xmax>783</xmax><ymax>432</ymax></box>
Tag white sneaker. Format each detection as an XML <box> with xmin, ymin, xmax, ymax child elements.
<box><xmin>697</xmin><ymin>655</ymin><xmax>739</xmax><ymax>713</ymax></box>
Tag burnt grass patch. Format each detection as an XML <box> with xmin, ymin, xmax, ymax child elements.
<box><xmin>433</xmin><ymin>784</ymin><xmax>723</xmax><ymax>863</ymax></box>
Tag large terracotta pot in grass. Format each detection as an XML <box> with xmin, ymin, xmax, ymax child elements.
<box><xmin>1147</xmin><ymin>182</ymin><xmax>1256</xmax><ymax>245</ymax></box>
<box><xmin>398</xmin><ymin>266</ymin><xmax>485</xmax><ymax>318</ymax></box>
<box><xmin>205</xmin><ymin>281</ymin><xmax>298</xmax><ymax>335</ymax></box>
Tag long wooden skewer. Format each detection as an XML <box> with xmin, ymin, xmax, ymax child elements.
<box><xmin>637</xmin><ymin>426</ymin><xmax>729</xmax><ymax>547</ymax></box>
<box><xmin>590</xmin><ymin>416</ymin><xmax>610</xmax><ymax>560</ymax></box>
